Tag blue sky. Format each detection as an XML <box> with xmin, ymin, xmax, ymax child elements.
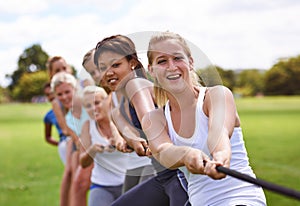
<box><xmin>1</xmin><ymin>0</ymin><xmax>300</xmax><ymax>87</ymax></box>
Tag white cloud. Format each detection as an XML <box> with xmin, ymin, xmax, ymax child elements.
<box><xmin>1</xmin><ymin>0</ymin><xmax>300</xmax><ymax>87</ymax></box>
<box><xmin>0</xmin><ymin>0</ymin><xmax>48</xmax><ymax>14</ymax></box>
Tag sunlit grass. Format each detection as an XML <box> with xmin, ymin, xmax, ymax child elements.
<box><xmin>0</xmin><ymin>97</ymin><xmax>300</xmax><ymax>205</ymax></box>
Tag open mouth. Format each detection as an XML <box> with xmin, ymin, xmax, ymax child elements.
<box><xmin>167</xmin><ymin>74</ymin><xmax>181</xmax><ymax>80</ymax></box>
<box><xmin>108</xmin><ymin>78</ymin><xmax>118</xmax><ymax>84</ymax></box>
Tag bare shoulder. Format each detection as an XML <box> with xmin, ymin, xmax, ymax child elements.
<box><xmin>126</xmin><ymin>78</ymin><xmax>153</xmax><ymax>98</ymax></box>
<box><xmin>203</xmin><ymin>86</ymin><xmax>234</xmax><ymax>113</ymax></box>
<box><xmin>204</xmin><ymin>85</ymin><xmax>234</xmax><ymax>102</ymax></box>
<box><xmin>206</xmin><ymin>85</ymin><xmax>232</xmax><ymax>95</ymax></box>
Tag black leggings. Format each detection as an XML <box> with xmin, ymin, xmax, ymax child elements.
<box><xmin>111</xmin><ymin>169</ymin><xmax>190</xmax><ymax>206</ymax></box>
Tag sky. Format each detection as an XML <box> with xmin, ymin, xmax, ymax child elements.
<box><xmin>1</xmin><ymin>0</ymin><xmax>300</xmax><ymax>87</ymax></box>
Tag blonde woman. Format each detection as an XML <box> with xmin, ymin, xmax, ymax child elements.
<box><xmin>79</xmin><ymin>86</ymin><xmax>129</xmax><ymax>206</ymax></box>
<box><xmin>51</xmin><ymin>72</ymin><xmax>92</xmax><ymax>206</ymax></box>
<box><xmin>142</xmin><ymin>31</ymin><xmax>266</xmax><ymax>206</ymax></box>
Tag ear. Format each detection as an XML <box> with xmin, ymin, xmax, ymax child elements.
<box><xmin>129</xmin><ymin>59</ymin><xmax>136</xmax><ymax>70</ymax></box>
<box><xmin>148</xmin><ymin>64</ymin><xmax>154</xmax><ymax>77</ymax></box>
<box><xmin>189</xmin><ymin>56</ymin><xmax>194</xmax><ymax>71</ymax></box>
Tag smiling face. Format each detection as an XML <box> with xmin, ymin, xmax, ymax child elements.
<box><xmin>54</xmin><ymin>82</ymin><xmax>74</xmax><ymax>109</ymax></box>
<box><xmin>149</xmin><ymin>39</ymin><xmax>193</xmax><ymax>94</ymax></box>
<box><xmin>44</xmin><ymin>86</ymin><xmax>55</xmax><ymax>102</ymax></box>
<box><xmin>84</xmin><ymin>53</ymin><xmax>101</xmax><ymax>85</ymax></box>
<box><xmin>49</xmin><ymin>58</ymin><xmax>70</xmax><ymax>78</ymax></box>
<box><xmin>97</xmin><ymin>51</ymin><xmax>134</xmax><ymax>91</ymax></box>
<box><xmin>83</xmin><ymin>92</ymin><xmax>107</xmax><ymax>121</ymax></box>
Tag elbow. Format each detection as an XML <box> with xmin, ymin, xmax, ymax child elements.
<box><xmin>79</xmin><ymin>155</ymin><xmax>91</xmax><ymax>168</ymax></box>
<box><xmin>62</xmin><ymin>129</ymin><xmax>69</xmax><ymax>136</ymax></box>
<box><xmin>45</xmin><ymin>136</ymin><xmax>51</xmax><ymax>143</ymax></box>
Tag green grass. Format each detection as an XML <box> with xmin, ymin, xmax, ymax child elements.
<box><xmin>0</xmin><ymin>103</ymin><xmax>63</xmax><ymax>206</ymax></box>
<box><xmin>1</xmin><ymin>97</ymin><xmax>300</xmax><ymax>205</ymax></box>
<box><xmin>236</xmin><ymin>96</ymin><xmax>300</xmax><ymax>205</ymax></box>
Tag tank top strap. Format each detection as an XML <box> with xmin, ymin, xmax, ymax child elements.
<box><xmin>111</xmin><ymin>92</ymin><xmax>119</xmax><ymax>107</ymax></box>
<box><xmin>198</xmin><ymin>86</ymin><xmax>207</xmax><ymax>103</ymax></box>
<box><xmin>119</xmin><ymin>97</ymin><xmax>147</xmax><ymax>140</ymax></box>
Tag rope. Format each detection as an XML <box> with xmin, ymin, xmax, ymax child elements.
<box><xmin>216</xmin><ymin>165</ymin><xmax>300</xmax><ymax>201</ymax></box>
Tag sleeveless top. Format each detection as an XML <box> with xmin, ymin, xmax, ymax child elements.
<box><xmin>89</xmin><ymin>119</ymin><xmax>128</xmax><ymax>186</ymax></box>
<box><xmin>164</xmin><ymin>87</ymin><xmax>266</xmax><ymax>206</ymax></box>
<box><xmin>65</xmin><ymin>106</ymin><xmax>89</xmax><ymax>136</ymax></box>
<box><xmin>120</xmin><ymin>95</ymin><xmax>170</xmax><ymax>172</ymax></box>
<box><xmin>112</xmin><ymin>92</ymin><xmax>152</xmax><ymax>170</ymax></box>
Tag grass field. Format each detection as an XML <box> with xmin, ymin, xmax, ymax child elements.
<box><xmin>1</xmin><ymin>96</ymin><xmax>300</xmax><ymax>205</ymax></box>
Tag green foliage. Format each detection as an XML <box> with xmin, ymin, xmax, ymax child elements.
<box><xmin>8</xmin><ymin>44</ymin><xmax>49</xmax><ymax>91</ymax></box>
<box><xmin>0</xmin><ymin>87</ymin><xmax>10</xmax><ymax>103</ymax></box>
<box><xmin>12</xmin><ymin>70</ymin><xmax>49</xmax><ymax>102</ymax></box>
<box><xmin>217</xmin><ymin>67</ymin><xmax>235</xmax><ymax>91</ymax></box>
<box><xmin>235</xmin><ymin>69</ymin><xmax>265</xmax><ymax>96</ymax></box>
<box><xmin>264</xmin><ymin>55</ymin><xmax>300</xmax><ymax>95</ymax></box>
<box><xmin>197</xmin><ymin>66</ymin><xmax>222</xmax><ymax>86</ymax></box>
<box><xmin>196</xmin><ymin>65</ymin><xmax>235</xmax><ymax>89</ymax></box>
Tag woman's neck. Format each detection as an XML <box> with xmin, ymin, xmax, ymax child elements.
<box><xmin>96</xmin><ymin>118</ymin><xmax>112</xmax><ymax>138</ymax></box>
<box><xmin>167</xmin><ymin>85</ymin><xmax>199</xmax><ymax>112</ymax></box>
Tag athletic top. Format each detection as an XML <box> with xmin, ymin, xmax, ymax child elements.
<box><xmin>65</xmin><ymin>107</ymin><xmax>89</xmax><ymax>136</ymax></box>
<box><xmin>164</xmin><ymin>87</ymin><xmax>266</xmax><ymax>206</ymax></box>
<box><xmin>113</xmin><ymin>92</ymin><xmax>152</xmax><ymax>170</ymax></box>
<box><xmin>43</xmin><ymin>109</ymin><xmax>67</xmax><ymax>142</ymax></box>
<box><xmin>89</xmin><ymin>119</ymin><xmax>128</xmax><ymax>186</ymax></box>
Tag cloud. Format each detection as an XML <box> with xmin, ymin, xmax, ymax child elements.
<box><xmin>0</xmin><ymin>0</ymin><xmax>48</xmax><ymax>14</ymax></box>
<box><xmin>1</xmin><ymin>0</ymin><xmax>300</xmax><ymax>87</ymax></box>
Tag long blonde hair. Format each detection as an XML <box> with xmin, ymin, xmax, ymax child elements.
<box><xmin>147</xmin><ymin>31</ymin><xmax>200</xmax><ymax>107</ymax></box>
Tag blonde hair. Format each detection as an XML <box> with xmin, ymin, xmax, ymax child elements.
<box><xmin>82</xmin><ymin>85</ymin><xmax>107</xmax><ymax>99</ymax></box>
<box><xmin>147</xmin><ymin>31</ymin><xmax>201</xmax><ymax>107</ymax></box>
<box><xmin>50</xmin><ymin>72</ymin><xmax>77</xmax><ymax>92</ymax></box>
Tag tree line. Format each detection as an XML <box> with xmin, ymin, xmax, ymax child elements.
<box><xmin>1</xmin><ymin>44</ymin><xmax>300</xmax><ymax>103</ymax></box>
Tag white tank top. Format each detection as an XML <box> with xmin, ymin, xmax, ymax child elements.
<box><xmin>89</xmin><ymin>119</ymin><xmax>129</xmax><ymax>186</ymax></box>
<box><xmin>165</xmin><ymin>87</ymin><xmax>266</xmax><ymax>206</ymax></box>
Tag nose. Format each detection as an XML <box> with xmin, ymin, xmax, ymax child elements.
<box><xmin>91</xmin><ymin>105</ymin><xmax>96</xmax><ymax>112</ymax></box>
<box><xmin>60</xmin><ymin>93</ymin><xmax>66</xmax><ymax>99</ymax></box>
<box><xmin>105</xmin><ymin>66</ymin><xmax>114</xmax><ymax>76</ymax></box>
<box><xmin>167</xmin><ymin>59</ymin><xmax>177</xmax><ymax>71</ymax></box>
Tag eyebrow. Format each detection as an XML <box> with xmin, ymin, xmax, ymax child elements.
<box><xmin>157</xmin><ymin>51</ymin><xmax>183</xmax><ymax>57</ymax></box>
<box><xmin>99</xmin><ymin>57</ymin><xmax>124</xmax><ymax>65</ymax></box>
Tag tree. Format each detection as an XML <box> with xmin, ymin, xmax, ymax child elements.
<box><xmin>12</xmin><ymin>70</ymin><xmax>49</xmax><ymax>102</ymax></box>
<box><xmin>235</xmin><ymin>69</ymin><xmax>265</xmax><ymax>96</ymax></box>
<box><xmin>196</xmin><ymin>65</ymin><xmax>235</xmax><ymax>90</ymax></box>
<box><xmin>264</xmin><ymin>55</ymin><xmax>300</xmax><ymax>95</ymax></box>
<box><xmin>8</xmin><ymin>44</ymin><xmax>49</xmax><ymax>91</ymax></box>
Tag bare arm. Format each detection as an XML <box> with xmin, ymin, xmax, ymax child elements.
<box><xmin>126</xmin><ymin>78</ymin><xmax>156</xmax><ymax>124</ymax></box>
<box><xmin>203</xmin><ymin>86</ymin><xmax>235</xmax><ymax>179</ymax></box>
<box><xmin>142</xmin><ymin>109</ymin><xmax>210</xmax><ymax>173</ymax></box>
<box><xmin>52</xmin><ymin>99</ymin><xmax>68</xmax><ymax>135</ymax></box>
<box><xmin>51</xmin><ymin>99</ymin><xmax>78</xmax><ymax>145</ymax></box>
<box><xmin>118</xmin><ymin>78</ymin><xmax>156</xmax><ymax>156</ymax></box>
<box><xmin>103</xmin><ymin>93</ymin><xmax>133</xmax><ymax>153</ymax></box>
<box><xmin>44</xmin><ymin>122</ymin><xmax>59</xmax><ymax>146</ymax></box>
<box><xmin>111</xmin><ymin>107</ymin><xmax>147</xmax><ymax>155</ymax></box>
<box><xmin>79</xmin><ymin>121</ymin><xmax>94</xmax><ymax>168</ymax></box>
<box><xmin>109</xmin><ymin>119</ymin><xmax>134</xmax><ymax>153</ymax></box>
